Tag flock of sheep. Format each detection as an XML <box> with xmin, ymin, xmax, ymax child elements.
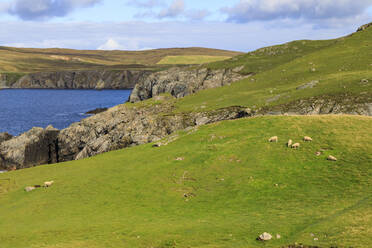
<box><xmin>268</xmin><ymin>136</ymin><xmax>338</xmax><ymax>161</ymax></box>
<box><xmin>24</xmin><ymin>181</ymin><xmax>54</xmax><ymax>192</ymax></box>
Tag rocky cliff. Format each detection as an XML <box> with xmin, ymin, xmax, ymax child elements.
<box><xmin>1</xmin><ymin>92</ymin><xmax>371</xmax><ymax>170</ymax></box>
<box><xmin>129</xmin><ymin>66</ymin><xmax>250</xmax><ymax>102</ymax></box>
<box><xmin>0</xmin><ymin>97</ymin><xmax>250</xmax><ymax>170</ymax></box>
<box><xmin>5</xmin><ymin>70</ymin><xmax>152</xmax><ymax>89</ymax></box>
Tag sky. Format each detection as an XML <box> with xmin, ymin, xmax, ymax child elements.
<box><xmin>0</xmin><ymin>0</ymin><xmax>371</xmax><ymax>52</ymax></box>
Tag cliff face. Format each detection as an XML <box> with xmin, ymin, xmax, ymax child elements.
<box><xmin>129</xmin><ymin>66</ymin><xmax>250</xmax><ymax>102</ymax></box>
<box><xmin>7</xmin><ymin>70</ymin><xmax>152</xmax><ymax>89</ymax></box>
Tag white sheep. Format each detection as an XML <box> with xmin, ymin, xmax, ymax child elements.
<box><xmin>24</xmin><ymin>186</ymin><xmax>36</xmax><ymax>192</ymax></box>
<box><xmin>269</xmin><ymin>136</ymin><xmax>278</xmax><ymax>142</ymax></box>
<box><xmin>327</xmin><ymin>155</ymin><xmax>337</xmax><ymax>161</ymax></box>
<box><xmin>287</xmin><ymin>139</ymin><xmax>293</xmax><ymax>147</ymax></box>
<box><xmin>291</xmin><ymin>143</ymin><xmax>300</xmax><ymax>149</ymax></box>
<box><xmin>304</xmin><ymin>136</ymin><xmax>313</xmax><ymax>142</ymax></box>
<box><xmin>44</xmin><ymin>181</ymin><xmax>54</xmax><ymax>187</ymax></box>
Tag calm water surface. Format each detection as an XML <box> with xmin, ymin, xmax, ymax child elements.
<box><xmin>0</xmin><ymin>89</ymin><xmax>132</xmax><ymax>136</ymax></box>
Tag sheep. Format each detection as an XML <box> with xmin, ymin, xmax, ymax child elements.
<box><xmin>25</xmin><ymin>186</ymin><xmax>36</xmax><ymax>192</ymax></box>
<box><xmin>44</xmin><ymin>181</ymin><xmax>54</xmax><ymax>187</ymax></box>
<box><xmin>269</xmin><ymin>136</ymin><xmax>278</xmax><ymax>142</ymax></box>
<box><xmin>304</xmin><ymin>136</ymin><xmax>313</xmax><ymax>142</ymax></box>
<box><xmin>291</xmin><ymin>143</ymin><xmax>300</xmax><ymax>149</ymax></box>
<box><xmin>327</xmin><ymin>155</ymin><xmax>337</xmax><ymax>161</ymax></box>
<box><xmin>287</xmin><ymin>139</ymin><xmax>293</xmax><ymax>147</ymax></box>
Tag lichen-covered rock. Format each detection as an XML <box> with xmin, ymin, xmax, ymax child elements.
<box><xmin>0</xmin><ymin>126</ymin><xmax>59</xmax><ymax>170</ymax></box>
<box><xmin>129</xmin><ymin>66</ymin><xmax>250</xmax><ymax>102</ymax></box>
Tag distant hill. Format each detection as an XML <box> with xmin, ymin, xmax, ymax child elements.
<box><xmin>0</xmin><ymin>46</ymin><xmax>242</xmax><ymax>73</ymax></box>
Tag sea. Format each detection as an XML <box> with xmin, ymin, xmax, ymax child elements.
<box><xmin>0</xmin><ymin>89</ymin><xmax>132</xmax><ymax>136</ymax></box>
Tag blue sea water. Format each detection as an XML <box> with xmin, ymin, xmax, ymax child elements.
<box><xmin>0</xmin><ymin>89</ymin><xmax>132</xmax><ymax>136</ymax></box>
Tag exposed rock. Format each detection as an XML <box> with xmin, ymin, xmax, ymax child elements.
<box><xmin>57</xmin><ymin>103</ymin><xmax>251</xmax><ymax>163</ymax></box>
<box><xmin>263</xmin><ymin>94</ymin><xmax>372</xmax><ymax>116</ymax></box>
<box><xmin>0</xmin><ymin>126</ymin><xmax>59</xmax><ymax>170</ymax></box>
<box><xmin>357</xmin><ymin>22</ymin><xmax>372</xmax><ymax>32</ymax></box>
<box><xmin>257</xmin><ymin>232</ymin><xmax>272</xmax><ymax>241</ymax></box>
<box><xmin>0</xmin><ymin>133</ymin><xmax>13</xmax><ymax>144</ymax></box>
<box><xmin>296</xmin><ymin>80</ymin><xmax>319</xmax><ymax>90</ymax></box>
<box><xmin>7</xmin><ymin>70</ymin><xmax>151</xmax><ymax>89</ymax></box>
<box><xmin>129</xmin><ymin>67</ymin><xmax>251</xmax><ymax>102</ymax></box>
<box><xmin>85</xmin><ymin>108</ymin><xmax>108</xmax><ymax>115</ymax></box>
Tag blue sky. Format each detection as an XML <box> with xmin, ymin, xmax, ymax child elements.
<box><xmin>0</xmin><ymin>0</ymin><xmax>371</xmax><ymax>52</ymax></box>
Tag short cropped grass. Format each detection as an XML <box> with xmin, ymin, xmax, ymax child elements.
<box><xmin>0</xmin><ymin>115</ymin><xmax>371</xmax><ymax>248</ymax></box>
<box><xmin>157</xmin><ymin>55</ymin><xmax>231</xmax><ymax>65</ymax></box>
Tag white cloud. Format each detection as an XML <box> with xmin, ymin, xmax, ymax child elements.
<box><xmin>97</xmin><ymin>38</ymin><xmax>125</xmax><ymax>50</ymax></box>
<box><xmin>222</xmin><ymin>0</ymin><xmax>372</xmax><ymax>23</ymax></box>
<box><xmin>3</xmin><ymin>0</ymin><xmax>101</xmax><ymax>20</ymax></box>
<box><xmin>0</xmin><ymin>20</ymin><xmax>369</xmax><ymax>53</ymax></box>
<box><xmin>158</xmin><ymin>0</ymin><xmax>185</xmax><ymax>18</ymax></box>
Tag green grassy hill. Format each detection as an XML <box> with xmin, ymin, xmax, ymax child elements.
<box><xmin>0</xmin><ymin>115</ymin><xmax>371</xmax><ymax>248</ymax></box>
<box><xmin>0</xmin><ymin>25</ymin><xmax>371</xmax><ymax>248</ymax></box>
<box><xmin>176</xmin><ymin>25</ymin><xmax>371</xmax><ymax>112</ymax></box>
<box><xmin>0</xmin><ymin>46</ymin><xmax>241</xmax><ymax>73</ymax></box>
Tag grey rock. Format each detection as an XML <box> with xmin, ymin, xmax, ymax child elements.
<box><xmin>0</xmin><ymin>126</ymin><xmax>59</xmax><ymax>170</ymax></box>
<box><xmin>129</xmin><ymin>67</ymin><xmax>251</xmax><ymax>102</ymax></box>
<box><xmin>357</xmin><ymin>22</ymin><xmax>372</xmax><ymax>32</ymax></box>
<box><xmin>296</xmin><ymin>80</ymin><xmax>319</xmax><ymax>90</ymax></box>
<box><xmin>7</xmin><ymin>70</ymin><xmax>151</xmax><ymax>89</ymax></box>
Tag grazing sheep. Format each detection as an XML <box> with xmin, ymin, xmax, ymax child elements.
<box><xmin>291</xmin><ymin>143</ymin><xmax>300</xmax><ymax>149</ymax></box>
<box><xmin>44</xmin><ymin>181</ymin><xmax>54</xmax><ymax>187</ymax></box>
<box><xmin>327</xmin><ymin>155</ymin><xmax>338</xmax><ymax>161</ymax></box>
<box><xmin>287</xmin><ymin>139</ymin><xmax>293</xmax><ymax>147</ymax></box>
<box><xmin>25</xmin><ymin>186</ymin><xmax>36</xmax><ymax>192</ymax></box>
<box><xmin>304</xmin><ymin>136</ymin><xmax>313</xmax><ymax>142</ymax></box>
<box><xmin>269</xmin><ymin>136</ymin><xmax>278</xmax><ymax>142</ymax></box>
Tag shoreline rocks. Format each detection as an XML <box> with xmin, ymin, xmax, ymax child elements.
<box><xmin>4</xmin><ymin>70</ymin><xmax>152</xmax><ymax>89</ymax></box>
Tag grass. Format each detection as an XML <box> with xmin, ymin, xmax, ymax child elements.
<box><xmin>0</xmin><ymin>47</ymin><xmax>241</xmax><ymax>73</ymax></box>
<box><xmin>174</xmin><ymin>27</ymin><xmax>372</xmax><ymax>112</ymax></box>
<box><xmin>157</xmin><ymin>55</ymin><xmax>232</xmax><ymax>65</ymax></box>
<box><xmin>0</xmin><ymin>115</ymin><xmax>371</xmax><ymax>248</ymax></box>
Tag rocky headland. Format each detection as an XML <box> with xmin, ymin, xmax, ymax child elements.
<box><xmin>0</xmin><ymin>64</ymin><xmax>371</xmax><ymax>171</ymax></box>
<box><xmin>1</xmin><ymin>70</ymin><xmax>152</xmax><ymax>89</ymax></box>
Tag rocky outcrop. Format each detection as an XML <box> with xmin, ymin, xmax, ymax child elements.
<box><xmin>261</xmin><ymin>94</ymin><xmax>372</xmax><ymax>116</ymax></box>
<box><xmin>357</xmin><ymin>22</ymin><xmax>372</xmax><ymax>32</ymax></box>
<box><xmin>129</xmin><ymin>66</ymin><xmax>250</xmax><ymax>102</ymax></box>
<box><xmin>0</xmin><ymin>126</ymin><xmax>59</xmax><ymax>170</ymax></box>
<box><xmin>7</xmin><ymin>70</ymin><xmax>152</xmax><ymax>89</ymax></box>
<box><xmin>0</xmin><ymin>133</ymin><xmax>13</xmax><ymax>144</ymax></box>
<box><xmin>57</xmin><ymin>101</ymin><xmax>250</xmax><ymax>162</ymax></box>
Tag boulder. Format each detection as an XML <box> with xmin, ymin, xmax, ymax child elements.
<box><xmin>0</xmin><ymin>126</ymin><xmax>59</xmax><ymax>170</ymax></box>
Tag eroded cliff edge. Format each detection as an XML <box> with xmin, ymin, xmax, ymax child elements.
<box><xmin>1</xmin><ymin>70</ymin><xmax>152</xmax><ymax>89</ymax></box>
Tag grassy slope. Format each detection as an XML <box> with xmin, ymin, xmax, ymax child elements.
<box><xmin>0</xmin><ymin>116</ymin><xmax>371</xmax><ymax>248</ymax></box>
<box><xmin>0</xmin><ymin>26</ymin><xmax>371</xmax><ymax>248</ymax></box>
<box><xmin>176</xmin><ymin>28</ymin><xmax>371</xmax><ymax>112</ymax></box>
<box><xmin>157</xmin><ymin>55</ymin><xmax>232</xmax><ymax>65</ymax></box>
<box><xmin>0</xmin><ymin>47</ymin><xmax>241</xmax><ymax>73</ymax></box>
